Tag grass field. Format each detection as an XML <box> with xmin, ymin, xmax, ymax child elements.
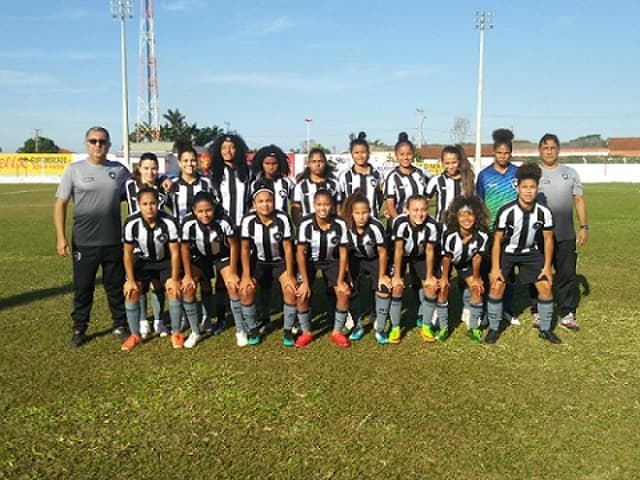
<box><xmin>1</xmin><ymin>183</ymin><xmax>639</xmax><ymax>479</ymax></box>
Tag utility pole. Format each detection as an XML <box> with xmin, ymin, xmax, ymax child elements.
<box><xmin>474</xmin><ymin>10</ymin><xmax>494</xmax><ymax>172</ymax></box>
<box><xmin>304</xmin><ymin>118</ymin><xmax>313</xmax><ymax>155</ymax></box>
<box><xmin>33</xmin><ymin>128</ymin><xmax>41</xmax><ymax>153</ymax></box>
<box><xmin>416</xmin><ymin>108</ymin><xmax>425</xmax><ymax>149</ymax></box>
<box><xmin>224</xmin><ymin>121</ymin><xmax>231</xmax><ymax>133</ymax></box>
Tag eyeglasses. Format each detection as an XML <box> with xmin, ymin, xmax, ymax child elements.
<box><xmin>87</xmin><ymin>138</ymin><xmax>109</xmax><ymax>146</ymax></box>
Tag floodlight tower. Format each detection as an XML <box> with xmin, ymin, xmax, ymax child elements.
<box><xmin>111</xmin><ymin>0</ymin><xmax>133</xmax><ymax>166</ymax></box>
<box><xmin>136</xmin><ymin>0</ymin><xmax>161</xmax><ymax>142</ymax></box>
<box><xmin>474</xmin><ymin>10</ymin><xmax>494</xmax><ymax>172</ymax></box>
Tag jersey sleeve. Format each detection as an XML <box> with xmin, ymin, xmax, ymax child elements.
<box><xmin>337</xmin><ymin>219</ymin><xmax>348</xmax><ymax>246</ymax></box>
<box><xmin>240</xmin><ymin>215</ymin><xmax>251</xmax><ymax>239</ymax></box>
<box><xmin>281</xmin><ymin>214</ymin><xmax>293</xmax><ymax>240</ymax></box>
<box><xmin>384</xmin><ymin>172</ymin><xmax>397</xmax><ymax>200</ymax></box>
<box><xmin>570</xmin><ymin>167</ymin><xmax>584</xmax><ymax>196</ymax></box>
<box><xmin>55</xmin><ymin>163</ymin><xmax>75</xmax><ymax>200</ymax></box>
<box><xmin>476</xmin><ymin>171</ymin><xmax>486</xmax><ymax>199</ymax></box>
<box><xmin>122</xmin><ymin>217</ymin><xmax>136</xmax><ymax>244</ymax></box>
<box><xmin>494</xmin><ymin>205</ymin><xmax>508</xmax><ymax>232</ymax></box>
<box><xmin>425</xmin><ymin>176</ymin><xmax>438</xmax><ymax>198</ymax></box>
<box><xmin>371</xmin><ymin>220</ymin><xmax>386</xmax><ymax>245</ymax></box>
<box><xmin>166</xmin><ymin>216</ymin><xmax>180</xmax><ymax>242</ymax></box>
<box><xmin>292</xmin><ymin>182</ymin><xmax>303</xmax><ymax>204</ymax></box>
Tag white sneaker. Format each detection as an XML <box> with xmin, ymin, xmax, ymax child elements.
<box><xmin>503</xmin><ymin>313</ymin><xmax>521</xmax><ymax>326</ymax></box>
<box><xmin>236</xmin><ymin>330</ymin><xmax>248</xmax><ymax>347</ymax></box>
<box><xmin>153</xmin><ymin>319</ymin><xmax>168</xmax><ymax>337</ymax></box>
<box><xmin>140</xmin><ymin>320</ymin><xmax>152</xmax><ymax>339</ymax></box>
<box><xmin>184</xmin><ymin>332</ymin><xmax>202</xmax><ymax>349</ymax></box>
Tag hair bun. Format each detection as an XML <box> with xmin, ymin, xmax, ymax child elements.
<box><xmin>492</xmin><ymin>128</ymin><xmax>514</xmax><ymax>143</ymax></box>
<box><xmin>357</xmin><ymin>131</ymin><xmax>367</xmax><ymax>141</ymax></box>
<box><xmin>398</xmin><ymin>131</ymin><xmax>409</xmax><ymax>142</ymax></box>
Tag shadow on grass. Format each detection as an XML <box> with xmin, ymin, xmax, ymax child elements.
<box><xmin>0</xmin><ymin>283</ymin><xmax>74</xmax><ymax>312</ymax></box>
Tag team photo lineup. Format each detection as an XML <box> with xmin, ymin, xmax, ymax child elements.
<box><xmin>54</xmin><ymin>125</ymin><xmax>588</xmax><ymax>351</ymax></box>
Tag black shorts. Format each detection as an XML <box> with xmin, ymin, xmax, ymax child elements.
<box><xmin>500</xmin><ymin>251</ymin><xmax>545</xmax><ymax>285</ymax></box>
<box><xmin>298</xmin><ymin>260</ymin><xmax>340</xmax><ymax>287</ymax></box>
<box><xmin>252</xmin><ymin>259</ymin><xmax>286</xmax><ymax>287</ymax></box>
<box><xmin>192</xmin><ymin>256</ymin><xmax>230</xmax><ymax>280</ymax></box>
<box><xmin>134</xmin><ymin>259</ymin><xmax>172</xmax><ymax>287</ymax></box>
<box><xmin>348</xmin><ymin>256</ymin><xmax>379</xmax><ymax>290</ymax></box>
<box><xmin>454</xmin><ymin>261</ymin><xmax>474</xmax><ymax>280</ymax></box>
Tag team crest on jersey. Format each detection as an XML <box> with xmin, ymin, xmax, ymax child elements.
<box><xmin>279</xmin><ymin>189</ymin><xmax>287</xmax><ymax>198</ymax></box>
<box><xmin>532</xmin><ymin>221</ymin><xmax>543</xmax><ymax>230</ymax></box>
<box><xmin>73</xmin><ymin>251</ymin><xmax>82</xmax><ymax>262</ymax></box>
<box><xmin>109</xmin><ymin>171</ymin><xmax>117</xmax><ymax>179</ymax></box>
<box><xmin>511</xmin><ymin>179</ymin><xmax>518</xmax><ymax>189</ymax></box>
<box><xmin>157</xmin><ymin>233</ymin><xmax>168</xmax><ymax>243</ymax></box>
<box><xmin>274</xmin><ymin>232</ymin><xmax>282</xmax><ymax>241</ymax></box>
<box><xmin>370</xmin><ymin>179</ymin><xmax>377</xmax><ymax>187</ymax></box>
<box><xmin>330</xmin><ymin>236</ymin><xmax>339</xmax><ymax>245</ymax></box>
<box><xmin>562</xmin><ymin>173</ymin><xmax>569</xmax><ymax>180</ymax></box>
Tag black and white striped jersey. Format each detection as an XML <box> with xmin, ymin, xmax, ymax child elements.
<box><xmin>391</xmin><ymin>213</ymin><xmax>440</xmax><ymax>258</ymax></box>
<box><xmin>384</xmin><ymin>166</ymin><xmax>430</xmax><ymax>214</ymax></box>
<box><xmin>240</xmin><ymin>211</ymin><xmax>293</xmax><ymax>262</ymax></box>
<box><xmin>124</xmin><ymin>178</ymin><xmax>169</xmax><ymax>215</ymax></box>
<box><xmin>425</xmin><ymin>174</ymin><xmax>462</xmax><ymax>223</ymax></box>
<box><xmin>297</xmin><ymin>214</ymin><xmax>348</xmax><ymax>263</ymax></box>
<box><xmin>442</xmin><ymin>229</ymin><xmax>489</xmax><ymax>266</ymax></box>
<box><xmin>122</xmin><ymin>211</ymin><xmax>179</xmax><ymax>262</ymax></box>
<box><xmin>346</xmin><ymin>217</ymin><xmax>386</xmax><ymax>259</ymax></box>
<box><xmin>495</xmin><ymin>200</ymin><xmax>554</xmax><ymax>255</ymax></box>
<box><xmin>292</xmin><ymin>177</ymin><xmax>342</xmax><ymax>217</ymax></box>
<box><xmin>180</xmin><ymin>213</ymin><xmax>235</xmax><ymax>260</ymax></box>
<box><xmin>213</xmin><ymin>165</ymin><xmax>252</xmax><ymax>228</ymax></box>
<box><xmin>250</xmin><ymin>175</ymin><xmax>295</xmax><ymax>213</ymax></box>
<box><xmin>338</xmin><ymin>166</ymin><xmax>384</xmax><ymax>217</ymax></box>
<box><xmin>169</xmin><ymin>175</ymin><xmax>214</xmax><ymax>223</ymax></box>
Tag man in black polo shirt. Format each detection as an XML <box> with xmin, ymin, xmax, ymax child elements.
<box><xmin>54</xmin><ymin>126</ymin><xmax>130</xmax><ymax>347</ymax></box>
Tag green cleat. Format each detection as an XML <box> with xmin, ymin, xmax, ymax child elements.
<box><xmin>467</xmin><ymin>328</ymin><xmax>483</xmax><ymax>344</ymax></box>
<box><xmin>388</xmin><ymin>326</ymin><xmax>402</xmax><ymax>344</ymax></box>
<box><xmin>436</xmin><ymin>326</ymin><xmax>449</xmax><ymax>343</ymax></box>
<box><xmin>420</xmin><ymin>324</ymin><xmax>436</xmax><ymax>342</ymax></box>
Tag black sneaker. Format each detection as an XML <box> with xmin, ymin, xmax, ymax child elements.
<box><xmin>112</xmin><ymin>327</ymin><xmax>129</xmax><ymax>342</ymax></box>
<box><xmin>539</xmin><ymin>330</ymin><xmax>562</xmax><ymax>344</ymax></box>
<box><xmin>484</xmin><ymin>329</ymin><xmax>500</xmax><ymax>344</ymax></box>
<box><xmin>70</xmin><ymin>331</ymin><xmax>87</xmax><ymax>348</ymax></box>
<box><xmin>212</xmin><ymin>319</ymin><xmax>226</xmax><ymax>336</ymax></box>
<box><xmin>258</xmin><ymin>318</ymin><xmax>271</xmax><ymax>335</ymax></box>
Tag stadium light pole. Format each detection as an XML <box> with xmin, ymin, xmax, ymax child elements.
<box><xmin>474</xmin><ymin>10</ymin><xmax>494</xmax><ymax>173</ymax></box>
<box><xmin>111</xmin><ymin>0</ymin><xmax>133</xmax><ymax>168</ymax></box>
<box><xmin>305</xmin><ymin>118</ymin><xmax>313</xmax><ymax>155</ymax></box>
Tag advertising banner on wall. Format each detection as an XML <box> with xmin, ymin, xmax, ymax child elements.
<box><xmin>0</xmin><ymin>154</ymin><xmax>73</xmax><ymax>177</ymax></box>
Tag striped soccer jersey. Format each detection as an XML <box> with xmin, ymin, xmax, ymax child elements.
<box><xmin>338</xmin><ymin>166</ymin><xmax>383</xmax><ymax>217</ymax></box>
<box><xmin>124</xmin><ymin>178</ymin><xmax>168</xmax><ymax>215</ymax></box>
<box><xmin>292</xmin><ymin>177</ymin><xmax>342</xmax><ymax>217</ymax></box>
<box><xmin>494</xmin><ymin>200</ymin><xmax>554</xmax><ymax>255</ymax></box>
<box><xmin>169</xmin><ymin>175</ymin><xmax>214</xmax><ymax>223</ymax></box>
<box><xmin>297</xmin><ymin>214</ymin><xmax>348</xmax><ymax>263</ymax></box>
<box><xmin>180</xmin><ymin>213</ymin><xmax>235</xmax><ymax>260</ymax></box>
<box><xmin>122</xmin><ymin>211</ymin><xmax>179</xmax><ymax>262</ymax></box>
<box><xmin>384</xmin><ymin>166</ymin><xmax>430</xmax><ymax>214</ymax></box>
<box><xmin>425</xmin><ymin>173</ymin><xmax>462</xmax><ymax>223</ymax></box>
<box><xmin>240</xmin><ymin>211</ymin><xmax>293</xmax><ymax>262</ymax></box>
<box><xmin>441</xmin><ymin>229</ymin><xmax>489</xmax><ymax>266</ymax></box>
<box><xmin>476</xmin><ymin>163</ymin><xmax>518</xmax><ymax>230</ymax></box>
<box><xmin>213</xmin><ymin>165</ymin><xmax>252</xmax><ymax>228</ymax></box>
<box><xmin>250</xmin><ymin>175</ymin><xmax>295</xmax><ymax>213</ymax></box>
<box><xmin>391</xmin><ymin>213</ymin><xmax>440</xmax><ymax>258</ymax></box>
<box><xmin>346</xmin><ymin>217</ymin><xmax>386</xmax><ymax>259</ymax></box>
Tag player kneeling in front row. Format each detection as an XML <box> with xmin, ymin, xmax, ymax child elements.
<box><xmin>296</xmin><ymin>189</ymin><xmax>352</xmax><ymax>347</ymax></box>
<box><xmin>239</xmin><ymin>179</ymin><xmax>298</xmax><ymax>347</ymax></box>
<box><xmin>434</xmin><ymin>196</ymin><xmax>490</xmax><ymax>344</ymax></box>
<box><xmin>121</xmin><ymin>188</ymin><xmax>182</xmax><ymax>351</ymax></box>
<box><xmin>486</xmin><ymin>163</ymin><xmax>560</xmax><ymax>344</ymax></box>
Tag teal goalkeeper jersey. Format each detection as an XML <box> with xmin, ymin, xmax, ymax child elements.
<box><xmin>476</xmin><ymin>163</ymin><xmax>518</xmax><ymax>230</ymax></box>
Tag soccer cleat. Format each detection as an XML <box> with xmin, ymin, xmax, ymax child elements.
<box><xmin>258</xmin><ymin>318</ymin><xmax>271</xmax><ymax>335</ymax></box>
<box><xmin>184</xmin><ymin>332</ymin><xmax>202</xmax><ymax>349</ymax></box>
<box><xmin>416</xmin><ymin>318</ymin><xmax>423</xmax><ymax>328</ymax></box>
<box><xmin>331</xmin><ymin>331</ymin><xmax>350</xmax><ymax>348</ymax></box>
<box><xmin>420</xmin><ymin>324</ymin><xmax>436</xmax><ymax>343</ymax></box>
<box><xmin>201</xmin><ymin>318</ymin><xmax>214</xmax><ymax>335</ymax></box>
<box><xmin>436</xmin><ymin>326</ymin><xmax>449</xmax><ymax>343</ymax></box>
<box><xmin>349</xmin><ymin>326</ymin><xmax>365</xmax><ymax>341</ymax></box>
<box><xmin>70</xmin><ymin>331</ymin><xmax>87</xmax><ymax>348</ymax></box>
<box><xmin>294</xmin><ymin>332</ymin><xmax>313</xmax><ymax>348</ymax></box>
<box><xmin>235</xmin><ymin>331</ymin><xmax>248</xmax><ymax>347</ymax></box>
<box><xmin>112</xmin><ymin>327</ymin><xmax>129</xmax><ymax>342</ymax></box>
<box><xmin>531</xmin><ymin>312</ymin><xmax>541</xmax><ymax>329</ymax></box>
<box><xmin>559</xmin><ymin>313</ymin><xmax>579</xmax><ymax>332</ymax></box>
<box><xmin>388</xmin><ymin>326</ymin><xmax>401</xmax><ymax>344</ymax></box>
<box><xmin>539</xmin><ymin>330</ymin><xmax>562</xmax><ymax>344</ymax></box>
<box><xmin>504</xmin><ymin>313</ymin><xmax>521</xmax><ymax>326</ymax></box>
<box><xmin>248</xmin><ymin>328</ymin><xmax>261</xmax><ymax>346</ymax></box>
<box><xmin>212</xmin><ymin>319</ymin><xmax>226</xmax><ymax>336</ymax></box>
<box><xmin>484</xmin><ymin>329</ymin><xmax>500</xmax><ymax>345</ymax></box>
<box><xmin>153</xmin><ymin>319</ymin><xmax>169</xmax><ymax>337</ymax></box>
<box><xmin>140</xmin><ymin>320</ymin><xmax>152</xmax><ymax>339</ymax></box>
<box><xmin>171</xmin><ymin>332</ymin><xmax>184</xmax><ymax>349</ymax></box>
<box><xmin>283</xmin><ymin>330</ymin><xmax>295</xmax><ymax>347</ymax></box>
<box><xmin>467</xmin><ymin>328</ymin><xmax>483</xmax><ymax>344</ymax></box>
<box><xmin>121</xmin><ymin>334</ymin><xmax>141</xmax><ymax>351</ymax></box>
<box><xmin>375</xmin><ymin>331</ymin><xmax>388</xmax><ymax>345</ymax></box>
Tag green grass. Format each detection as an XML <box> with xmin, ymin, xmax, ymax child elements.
<box><xmin>1</xmin><ymin>183</ymin><xmax>640</xmax><ymax>479</ymax></box>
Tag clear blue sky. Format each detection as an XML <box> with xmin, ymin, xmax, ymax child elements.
<box><xmin>2</xmin><ymin>0</ymin><xmax>639</xmax><ymax>153</ymax></box>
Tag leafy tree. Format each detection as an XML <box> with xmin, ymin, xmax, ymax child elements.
<box><xmin>192</xmin><ymin>125</ymin><xmax>223</xmax><ymax>146</ymax></box>
<box><xmin>18</xmin><ymin>136</ymin><xmax>59</xmax><ymax>153</ymax></box>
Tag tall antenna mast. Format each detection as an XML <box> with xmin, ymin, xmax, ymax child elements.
<box><xmin>136</xmin><ymin>0</ymin><xmax>160</xmax><ymax>142</ymax></box>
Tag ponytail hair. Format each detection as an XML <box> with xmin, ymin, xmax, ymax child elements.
<box><xmin>341</xmin><ymin>188</ymin><xmax>370</xmax><ymax>231</ymax></box>
<box><xmin>492</xmin><ymin>128</ymin><xmax>514</xmax><ymax>152</ymax></box>
<box><xmin>395</xmin><ymin>131</ymin><xmax>415</xmax><ymax>153</ymax></box>
<box><xmin>350</xmin><ymin>131</ymin><xmax>370</xmax><ymax>154</ymax></box>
